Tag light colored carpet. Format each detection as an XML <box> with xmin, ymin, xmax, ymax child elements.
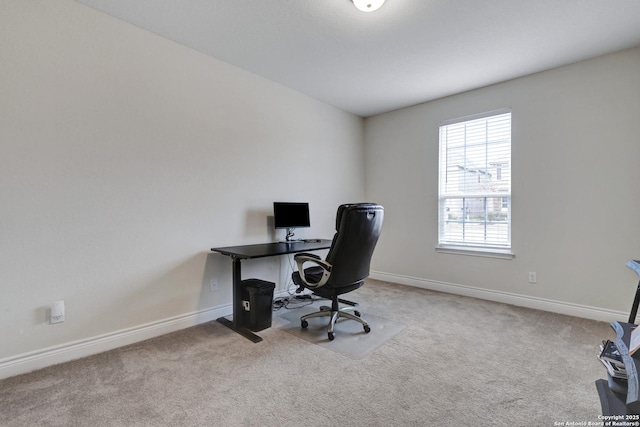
<box><xmin>276</xmin><ymin>300</ymin><xmax>407</xmax><ymax>359</ymax></box>
<box><xmin>0</xmin><ymin>279</ymin><xmax>613</xmax><ymax>426</ymax></box>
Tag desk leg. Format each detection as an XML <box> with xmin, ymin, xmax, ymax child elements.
<box><xmin>216</xmin><ymin>256</ymin><xmax>263</xmax><ymax>343</ymax></box>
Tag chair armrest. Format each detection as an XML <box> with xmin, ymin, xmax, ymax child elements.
<box><xmin>294</xmin><ymin>254</ymin><xmax>332</xmax><ymax>289</ymax></box>
<box><xmin>294</xmin><ymin>252</ymin><xmax>322</xmax><ymax>262</ymax></box>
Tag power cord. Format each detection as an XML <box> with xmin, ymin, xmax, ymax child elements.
<box><xmin>272</xmin><ymin>253</ymin><xmax>318</xmax><ymax>310</ymax></box>
<box><xmin>272</xmin><ymin>294</ymin><xmax>317</xmax><ymax>311</ymax></box>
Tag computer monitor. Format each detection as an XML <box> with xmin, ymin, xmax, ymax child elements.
<box><xmin>273</xmin><ymin>202</ymin><xmax>310</xmax><ymax>241</ymax></box>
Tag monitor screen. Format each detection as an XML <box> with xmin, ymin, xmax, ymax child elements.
<box><xmin>273</xmin><ymin>202</ymin><xmax>310</xmax><ymax>229</ymax></box>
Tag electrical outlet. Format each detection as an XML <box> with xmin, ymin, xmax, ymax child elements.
<box><xmin>210</xmin><ymin>280</ymin><xmax>219</xmax><ymax>292</ymax></box>
<box><xmin>50</xmin><ymin>300</ymin><xmax>65</xmax><ymax>324</ymax></box>
<box><xmin>528</xmin><ymin>272</ymin><xmax>537</xmax><ymax>284</ymax></box>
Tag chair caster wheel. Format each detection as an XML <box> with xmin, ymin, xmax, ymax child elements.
<box><xmin>328</xmin><ymin>332</ymin><xmax>335</xmax><ymax>341</ymax></box>
<box><xmin>364</xmin><ymin>325</ymin><xmax>371</xmax><ymax>333</ymax></box>
<box><xmin>301</xmin><ymin>320</ymin><xmax>308</xmax><ymax>328</ymax></box>
<box><xmin>354</xmin><ymin>310</ymin><xmax>361</xmax><ymax>317</ymax></box>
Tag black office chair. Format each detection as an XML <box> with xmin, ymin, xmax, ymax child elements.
<box><xmin>292</xmin><ymin>203</ymin><xmax>384</xmax><ymax>340</ymax></box>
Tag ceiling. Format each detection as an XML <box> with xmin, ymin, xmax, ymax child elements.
<box><xmin>75</xmin><ymin>0</ymin><xmax>640</xmax><ymax>117</ymax></box>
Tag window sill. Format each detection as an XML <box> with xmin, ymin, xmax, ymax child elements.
<box><xmin>435</xmin><ymin>246</ymin><xmax>515</xmax><ymax>260</ymax></box>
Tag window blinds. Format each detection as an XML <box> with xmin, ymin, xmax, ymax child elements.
<box><xmin>438</xmin><ymin>110</ymin><xmax>512</xmax><ymax>249</ymax></box>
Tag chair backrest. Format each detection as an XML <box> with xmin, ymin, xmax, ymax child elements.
<box><xmin>325</xmin><ymin>203</ymin><xmax>384</xmax><ymax>289</ymax></box>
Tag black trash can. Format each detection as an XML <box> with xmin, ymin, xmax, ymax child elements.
<box><xmin>241</xmin><ymin>279</ymin><xmax>275</xmax><ymax>332</ymax></box>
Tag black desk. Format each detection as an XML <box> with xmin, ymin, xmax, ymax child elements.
<box><xmin>211</xmin><ymin>240</ymin><xmax>332</xmax><ymax>342</ymax></box>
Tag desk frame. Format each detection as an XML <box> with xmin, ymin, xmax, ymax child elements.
<box><xmin>211</xmin><ymin>240</ymin><xmax>332</xmax><ymax>342</ymax></box>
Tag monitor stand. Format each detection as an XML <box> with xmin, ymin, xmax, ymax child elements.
<box><xmin>279</xmin><ymin>227</ymin><xmax>301</xmax><ymax>243</ymax></box>
<box><xmin>277</xmin><ymin>228</ymin><xmax>313</xmax><ymax>243</ymax></box>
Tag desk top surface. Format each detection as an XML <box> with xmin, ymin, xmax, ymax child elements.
<box><xmin>211</xmin><ymin>239</ymin><xmax>332</xmax><ymax>260</ymax></box>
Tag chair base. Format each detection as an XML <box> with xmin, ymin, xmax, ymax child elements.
<box><xmin>301</xmin><ymin>298</ymin><xmax>370</xmax><ymax>340</ymax></box>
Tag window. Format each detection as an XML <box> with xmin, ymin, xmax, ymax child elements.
<box><xmin>438</xmin><ymin>109</ymin><xmax>511</xmax><ymax>253</ymax></box>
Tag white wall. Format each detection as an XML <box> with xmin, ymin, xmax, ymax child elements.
<box><xmin>0</xmin><ymin>0</ymin><xmax>364</xmax><ymax>371</ymax></box>
<box><xmin>366</xmin><ymin>47</ymin><xmax>640</xmax><ymax>318</ymax></box>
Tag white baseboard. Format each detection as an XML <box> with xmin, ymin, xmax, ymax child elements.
<box><xmin>0</xmin><ymin>304</ymin><xmax>232</xmax><ymax>380</ymax></box>
<box><xmin>1</xmin><ymin>277</ymin><xmax>623</xmax><ymax>381</ymax></box>
<box><xmin>0</xmin><ymin>288</ymin><xmax>299</xmax><ymax>380</ymax></box>
<box><xmin>370</xmin><ymin>271</ymin><xmax>627</xmax><ymax>323</ymax></box>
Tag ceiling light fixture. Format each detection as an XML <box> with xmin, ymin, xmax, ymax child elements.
<box><xmin>352</xmin><ymin>0</ymin><xmax>386</xmax><ymax>12</ymax></box>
